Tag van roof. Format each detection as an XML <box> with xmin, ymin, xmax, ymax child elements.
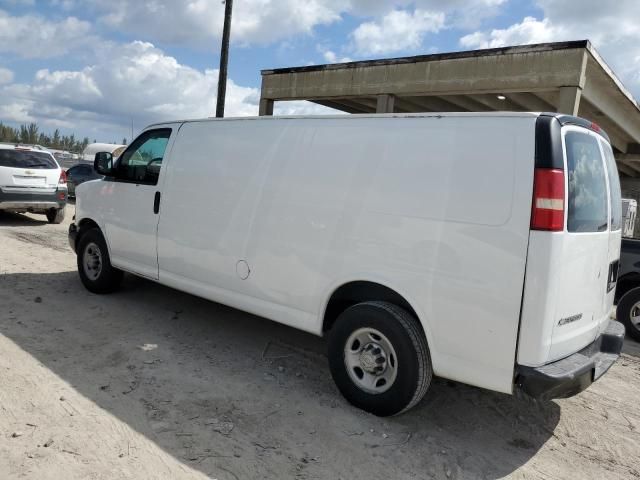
<box><xmin>146</xmin><ymin>111</ymin><xmax>610</xmax><ymax>145</ymax></box>
<box><xmin>147</xmin><ymin>111</ymin><xmax>541</xmax><ymax>128</ymax></box>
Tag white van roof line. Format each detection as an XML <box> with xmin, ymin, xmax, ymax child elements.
<box><xmin>145</xmin><ymin>111</ymin><xmax>542</xmax><ymax>129</ymax></box>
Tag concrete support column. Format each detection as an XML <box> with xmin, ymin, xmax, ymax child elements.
<box><xmin>556</xmin><ymin>86</ymin><xmax>582</xmax><ymax>116</ymax></box>
<box><xmin>376</xmin><ymin>94</ymin><xmax>395</xmax><ymax>113</ymax></box>
<box><xmin>259</xmin><ymin>98</ymin><xmax>274</xmax><ymax>116</ymax></box>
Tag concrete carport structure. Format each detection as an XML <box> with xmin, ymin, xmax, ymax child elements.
<box><xmin>259</xmin><ymin>40</ymin><xmax>640</xmax><ymax>181</ymax></box>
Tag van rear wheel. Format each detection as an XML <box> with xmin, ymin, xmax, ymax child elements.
<box><xmin>77</xmin><ymin>228</ymin><xmax>123</xmax><ymax>294</ymax></box>
<box><xmin>617</xmin><ymin>287</ymin><xmax>640</xmax><ymax>342</ymax></box>
<box><xmin>328</xmin><ymin>301</ymin><xmax>432</xmax><ymax>416</ymax></box>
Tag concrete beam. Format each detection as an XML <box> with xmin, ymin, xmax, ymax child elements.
<box><xmin>376</xmin><ymin>94</ymin><xmax>395</xmax><ymax>113</ymax></box>
<box><xmin>338</xmin><ymin>98</ymin><xmax>374</xmax><ymax>113</ymax></box>
<box><xmin>507</xmin><ymin>92</ymin><xmax>555</xmax><ymax>112</ymax></box>
<box><xmin>441</xmin><ymin>95</ymin><xmax>492</xmax><ymax>112</ymax></box>
<box><xmin>556</xmin><ymin>86</ymin><xmax>582</xmax><ymax>116</ymax></box>
<box><xmin>259</xmin><ymin>98</ymin><xmax>274</xmax><ymax>116</ymax></box>
<box><xmin>468</xmin><ymin>94</ymin><xmax>522</xmax><ymax>111</ymax></box>
<box><xmin>617</xmin><ymin>162</ymin><xmax>637</xmax><ymax>177</ymax></box>
<box><xmin>322</xmin><ymin>99</ymin><xmax>370</xmax><ymax>114</ymax></box>
<box><xmin>620</xmin><ymin>160</ymin><xmax>640</xmax><ymax>176</ymax></box>
<box><xmin>404</xmin><ymin>95</ymin><xmax>466</xmax><ymax>112</ymax></box>
<box><xmin>395</xmin><ymin>97</ymin><xmax>435</xmax><ymax>112</ymax></box>
<box><xmin>312</xmin><ymin>99</ymin><xmax>361</xmax><ymax>114</ymax></box>
<box><xmin>628</xmin><ymin>143</ymin><xmax>640</xmax><ymax>154</ymax></box>
<box><xmin>582</xmin><ymin>79</ymin><xmax>640</xmax><ymax>143</ymax></box>
<box><xmin>261</xmin><ymin>48</ymin><xmax>588</xmax><ymax>100</ymax></box>
<box><xmin>617</xmin><ymin>154</ymin><xmax>640</xmax><ymax>163</ymax></box>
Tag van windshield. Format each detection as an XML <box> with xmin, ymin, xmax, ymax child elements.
<box><xmin>565</xmin><ymin>131</ymin><xmax>608</xmax><ymax>233</ymax></box>
<box><xmin>601</xmin><ymin>140</ymin><xmax>622</xmax><ymax>231</ymax></box>
<box><xmin>0</xmin><ymin>150</ymin><xmax>58</xmax><ymax>169</ymax></box>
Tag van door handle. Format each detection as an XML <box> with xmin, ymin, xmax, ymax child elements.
<box><xmin>153</xmin><ymin>191</ymin><xmax>161</xmax><ymax>214</ymax></box>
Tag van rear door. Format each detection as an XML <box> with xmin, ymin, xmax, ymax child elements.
<box><xmin>518</xmin><ymin>120</ymin><xmax>620</xmax><ymax>366</ymax></box>
<box><xmin>547</xmin><ymin>127</ymin><xmax>613</xmax><ymax>361</ymax></box>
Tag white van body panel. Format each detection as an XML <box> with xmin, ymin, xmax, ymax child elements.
<box><xmin>145</xmin><ymin>113</ymin><xmax>538</xmax><ymax>393</ymax></box>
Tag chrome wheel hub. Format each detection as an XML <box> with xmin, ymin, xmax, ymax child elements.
<box><xmin>345</xmin><ymin>327</ymin><xmax>398</xmax><ymax>394</ymax></box>
<box><xmin>83</xmin><ymin>242</ymin><xmax>103</xmax><ymax>281</ymax></box>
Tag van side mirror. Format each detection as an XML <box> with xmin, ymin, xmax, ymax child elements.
<box><xmin>94</xmin><ymin>152</ymin><xmax>114</xmax><ymax>176</ymax></box>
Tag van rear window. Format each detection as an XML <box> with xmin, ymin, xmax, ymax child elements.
<box><xmin>0</xmin><ymin>150</ymin><xmax>58</xmax><ymax>169</ymax></box>
<box><xmin>565</xmin><ymin>132</ymin><xmax>608</xmax><ymax>233</ymax></box>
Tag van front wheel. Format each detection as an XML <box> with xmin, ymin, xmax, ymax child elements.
<box><xmin>328</xmin><ymin>301</ymin><xmax>432</xmax><ymax>416</ymax></box>
<box><xmin>77</xmin><ymin>228</ymin><xmax>123</xmax><ymax>294</ymax></box>
<box><xmin>617</xmin><ymin>287</ymin><xmax>640</xmax><ymax>342</ymax></box>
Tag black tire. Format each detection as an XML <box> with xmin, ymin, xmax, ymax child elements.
<box><xmin>77</xmin><ymin>228</ymin><xmax>123</xmax><ymax>294</ymax></box>
<box><xmin>328</xmin><ymin>301</ymin><xmax>432</xmax><ymax>416</ymax></box>
<box><xmin>46</xmin><ymin>208</ymin><xmax>65</xmax><ymax>224</ymax></box>
<box><xmin>617</xmin><ymin>287</ymin><xmax>640</xmax><ymax>342</ymax></box>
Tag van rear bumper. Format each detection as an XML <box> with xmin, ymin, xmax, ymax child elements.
<box><xmin>515</xmin><ymin>320</ymin><xmax>625</xmax><ymax>400</ymax></box>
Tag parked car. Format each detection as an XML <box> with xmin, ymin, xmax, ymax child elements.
<box><xmin>0</xmin><ymin>144</ymin><xmax>67</xmax><ymax>223</ymax></box>
<box><xmin>615</xmin><ymin>238</ymin><xmax>640</xmax><ymax>341</ymax></box>
<box><xmin>66</xmin><ymin>163</ymin><xmax>102</xmax><ymax>197</ymax></box>
<box><xmin>68</xmin><ymin>112</ymin><xmax>624</xmax><ymax>416</ymax></box>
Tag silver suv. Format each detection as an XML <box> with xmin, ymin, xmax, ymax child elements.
<box><xmin>0</xmin><ymin>144</ymin><xmax>68</xmax><ymax>223</ymax></box>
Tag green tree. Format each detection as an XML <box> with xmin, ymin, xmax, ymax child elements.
<box><xmin>52</xmin><ymin>129</ymin><xmax>61</xmax><ymax>149</ymax></box>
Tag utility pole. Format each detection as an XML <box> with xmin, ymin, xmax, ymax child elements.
<box><xmin>216</xmin><ymin>0</ymin><xmax>233</xmax><ymax>118</ymax></box>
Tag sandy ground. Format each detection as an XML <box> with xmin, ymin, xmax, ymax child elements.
<box><xmin>1</xmin><ymin>205</ymin><xmax>640</xmax><ymax>480</ymax></box>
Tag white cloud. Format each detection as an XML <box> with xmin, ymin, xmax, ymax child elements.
<box><xmin>0</xmin><ymin>67</ymin><xmax>14</xmax><ymax>85</ymax></box>
<box><xmin>0</xmin><ymin>40</ymin><xmax>342</xmax><ymax>141</ymax></box>
<box><xmin>460</xmin><ymin>17</ymin><xmax>558</xmax><ymax>49</ymax></box>
<box><xmin>86</xmin><ymin>0</ymin><xmax>345</xmax><ymax>46</ymax></box>
<box><xmin>63</xmin><ymin>0</ymin><xmax>508</xmax><ymax>50</ymax></box>
<box><xmin>321</xmin><ymin>50</ymin><xmax>352</xmax><ymax>63</ymax></box>
<box><xmin>352</xmin><ymin>9</ymin><xmax>445</xmax><ymax>56</ymax></box>
<box><xmin>0</xmin><ymin>9</ymin><xmax>92</xmax><ymax>58</ymax></box>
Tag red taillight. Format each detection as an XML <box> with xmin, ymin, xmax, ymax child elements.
<box><xmin>531</xmin><ymin>168</ymin><xmax>565</xmax><ymax>231</ymax></box>
<box><xmin>59</xmin><ymin>170</ymin><xmax>67</xmax><ymax>185</ymax></box>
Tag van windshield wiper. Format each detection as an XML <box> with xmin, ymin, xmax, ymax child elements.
<box><xmin>597</xmin><ymin>222</ymin><xmax>608</xmax><ymax>232</ymax></box>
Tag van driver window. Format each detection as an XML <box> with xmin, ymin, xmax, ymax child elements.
<box><xmin>117</xmin><ymin>129</ymin><xmax>171</xmax><ymax>185</ymax></box>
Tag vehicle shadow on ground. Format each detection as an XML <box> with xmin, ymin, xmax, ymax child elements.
<box><xmin>622</xmin><ymin>337</ymin><xmax>640</xmax><ymax>358</ymax></box>
<box><xmin>0</xmin><ymin>270</ymin><xmax>560</xmax><ymax>480</ymax></box>
<box><xmin>0</xmin><ymin>211</ymin><xmax>48</xmax><ymax>227</ymax></box>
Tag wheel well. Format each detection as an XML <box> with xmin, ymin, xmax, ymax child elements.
<box><xmin>616</xmin><ymin>272</ymin><xmax>640</xmax><ymax>301</ymax></box>
<box><xmin>76</xmin><ymin>218</ymin><xmax>100</xmax><ymax>247</ymax></box>
<box><xmin>322</xmin><ymin>281</ymin><xmax>420</xmax><ymax>333</ymax></box>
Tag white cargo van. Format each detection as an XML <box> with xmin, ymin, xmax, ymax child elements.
<box><xmin>69</xmin><ymin>113</ymin><xmax>624</xmax><ymax>416</ymax></box>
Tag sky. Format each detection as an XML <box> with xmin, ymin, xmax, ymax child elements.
<box><xmin>0</xmin><ymin>0</ymin><xmax>639</xmax><ymax>143</ymax></box>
